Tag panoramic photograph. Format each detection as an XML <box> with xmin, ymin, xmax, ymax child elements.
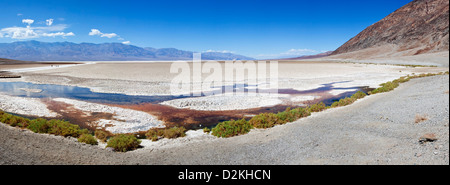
<box><xmin>0</xmin><ymin>0</ymin><xmax>448</xmax><ymax>173</ymax></box>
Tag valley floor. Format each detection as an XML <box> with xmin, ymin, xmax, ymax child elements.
<box><xmin>1</xmin><ymin>75</ymin><xmax>448</xmax><ymax>165</ymax></box>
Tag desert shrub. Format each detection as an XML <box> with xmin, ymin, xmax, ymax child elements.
<box><xmin>370</xmin><ymin>81</ymin><xmax>400</xmax><ymax>95</ymax></box>
<box><xmin>330</xmin><ymin>91</ymin><xmax>366</xmax><ymax>108</ymax></box>
<box><xmin>203</xmin><ymin>127</ymin><xmax>211</xmax><ymax>133</ymax></box>
<box><xmin>249</xmin><ymin>113</ymin><xmax>278</xmax><ymax>128</ymax></box>
<box><xmin>17</xmin><ymin>117</ymin><xmax>31</xmax><ymax>128</ymax></box>
<box><xmin>145</xmin><ymin>127</ymin><xmax>187</xmax><ymax>141</ymax></box>
<box><xmin>307</xmin><ymin>102</ymin><xmax>328</xmax><ymax>113</ymax></box>
<box><xmin>250</xmin><ymin>107</ymin><xmax>312</xmax><ymax>129</ymax></box>
<box><xmin>351</xmin><ymin>91</ymin><xmax>367</xmax><ymax>100</ymax></box>
<box><xmin>48</xmin><ymin>119</ymin><xmax>87</xmax><ymax>138</ymax></box>
<box><xmin>369</xmin><ymin>72</ymin><xmax>447</xmax><ymax>95</ymax></box>
<box><xmin>27</xmin><ymin>118</ymin><xmax>52</xmax><ymax>134</ymax></box>
<box><xmin>369</xmin><ymin>81</ymin><xmax>395</xmax><ymax>95</ymax></box>
<box><xmin>163</xmin><ymin>126</ymin><xmax>187</xmax><ymax>139</ymax></box>
<box><xmin>0</xmin><ymin>112</ymin><xmax>30</xmax><ymax>128</ymax></box>
<box><xmin>1</xmin><ymin>110</ymin><xmax>92</xmax><ymax>145</ymax></box>
<box><xmin>95</xmin><ymin>130</ymin><xmax>110</xmax><ymax>143</ymax></box>
<box><xmin>212</xmin><ymin>119</ymin><xmax>253</xmax><ymax>138</ymax></box>
<box><xmin>150</xmin><ymin>135</ymin><xmax>159</xmax><ymax>141</ymax></box>
<box><xmin>27</xmin><ymin>118</ymin><xmax>88</xmax><ymax>137</ymax></box>
<box><xmin>78</xmin><ymin>134</ymin><xmax>98</xmax><ymax>145</ymax></box>
<box><xmin>106</xmin><ymin>134</ymin><xmax>141</xmax><ymax>152</ymax></box>
<box><xmin>145</xmin><ymin>129</ymin><xmax>159</xmax><ymax>139</ymax></box>
<box><xmin>0</xmin><ymin>113</ymin><xmax>14</xmax><ymax>125</ymax></box>
<box><xmin>395</xmin><ymin>76</ymin><xmax>411</xmax><ymax>83</ymax></box>
<box><xmin>331</xmin><ymin>97</ymin><xmax>356</xmax><ymax>108</ymax></box>
<box><xmin>145</xmin><ymin>129</ymin><xmax>165</xmax><ymax>141</ymax></box>
<box><xmin>275</xmin><ymin>111</ymin><xmax>291</xmax><ymax>124</ymax></box>
<box><xmin>290</xmin><ymin>107</ymin><xmax>311</xmax><ymax>119</ymax></box>
<box><xmin>5</xmin><ymin>115</ymin><xmax>18</xmax><ymax>126</ymax></box>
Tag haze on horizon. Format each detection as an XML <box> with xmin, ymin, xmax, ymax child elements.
<box><xmin>0</xmin><ymin>0</ymin><xmax>413</xmax><ymax>59</ymax></box>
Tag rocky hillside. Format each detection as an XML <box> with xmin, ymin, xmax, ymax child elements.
<box><xmin>332</xmin><ymin>0</ymin><xmax>449</xmax><ymax>57</ymax></box>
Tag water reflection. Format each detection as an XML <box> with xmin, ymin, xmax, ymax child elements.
<box><xmin>0</xmin><ymin>81</ymin><xmax>371</xmax><ymax>106</ymax></box>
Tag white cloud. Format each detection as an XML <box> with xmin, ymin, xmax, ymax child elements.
<box><xmin>1</xmin><ymin>19</ymin><xmax>73</xmax><ymax>40</ymax></box>
<box><xmin>22</xmin><ymin>19</ymin><xmax>34</xmax><ymax>25</ymax></box>
<box><xmin>204</xmin><ymin>49</ymin><xmax>234</xmax><ymax>53</ymax></box>
<box><xmin>122</xmin><ymin>41</ymin><xmax>131</xmax><ymax>44</ymax></box>
<box><xmin>281</xmin><ymin>49</ymin><xmax>317</xmax><ymax>55</ymax></box>
<box><xmin>46</xmin><ymin>19</ymin><xmax>54</xmax><ymax>26</ymax></box>
<box><xmin>89</xmin><ymin>28</ymin><xmax>118</xmax><ymax>38</ymax></box>
<box><xmin>89</xmin><ymin>29</ymin><xmax>102</xmax><ymax>36</ymax></box>
<box><xmin>17</xmin><ymin>13</ymin><xmax>23</xmax><ymax>16</ymax></box>
<box><xmin>42</xmin><ymin>32</ymin><xmax>75</xmax><ymax>37</ymax></box>
<box><xmin>1</xmin><ymin>26</ymin><xmax>39</xmax><ymax>39</ymax></box>
<box><xmin>101</xmin><ymin>33</ymin><xmax>118</xmax><ymax>38</ymax></box>
<box><xmin>33</xmin><ymin>24</ymin><xmax>68</xmax><ymax>32</ymax></box>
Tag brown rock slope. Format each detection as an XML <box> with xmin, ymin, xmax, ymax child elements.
<box><xmin>332</xmin><ymin>0</ymin><xmax>449</xmax><ymax>58</ymax></box>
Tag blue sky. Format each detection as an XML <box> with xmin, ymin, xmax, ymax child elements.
<box><xmin>0</xmin><ymin>0</ymin><xmax>412</xmax><ymax>59</ymax></box>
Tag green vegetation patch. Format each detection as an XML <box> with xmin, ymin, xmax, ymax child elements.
<box><xmin>211</xmin><ymin>119</ymin><xmax>253</xmax><ymax>138</ymax></box>
<box><xmin>46</xmin><ymin>119</ymin><xmax>89</xmax><ymax>138</ymax></box>
<box><xmin>106</xmin><ymin>134</ymin><xmax>141</xmax><ymax>152</ymax></box>
<box><xmin>203</xmin><ymin>127</ymin><xmax>211</xmax><ymax>133</ymax></box>
<box><xmin>0</xmin><ymin>112</ymin><xmax>31</xmax><ymax>128</ymax></box>
<box><xmin>330</xmin><ymin>91</ymin><xmax>367</xmax><ymax>108</ymax></box>
<box><xmin>94</xmin><ymin>130</ymin><xmax>110</xmax><ymax>143</ymax></box>
<box><xmin>78</xmin><ymin>134</ymin><xmax>98</xmax><ymax>145</ymax></box>
<box><xmin>369</xmin><ymin>72</ymin><xmax>448</xmax><ymax>95</ymax></box>
<box><xmin>0</xmin><ymin>110</ymin><xmax>89</xmax><ymax>138</ymax></box>
<box><xmin>145</xmin><ymin>126</ymin><xmax>187</xmax><ymax>142</ymax></box>
<box><xmin>307</xmin><ymin>102</ymin><xmax>328</xmax><ymax>113</ymax></box>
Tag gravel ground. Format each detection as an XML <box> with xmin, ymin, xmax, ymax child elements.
<box><xmin>0</xmin><ymin>75</ymin><xmax>448</xmax><ymax>165</ymax></box>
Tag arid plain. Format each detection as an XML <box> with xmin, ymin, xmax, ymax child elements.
<box><xmin>0</xmin><ymin>57</ymin><xmax>449</xmax><ymax>164</ymax></box>
<box><xmin>1</xmin><ymin>0</ymin><xmax>449</xmax><ymax>165</ymax></box>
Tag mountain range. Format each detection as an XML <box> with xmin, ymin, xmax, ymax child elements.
<box><xmin>0</xmin><ymin>41</ymin><xmax>254</xmax><ymax>61</ymax></box>
<box><xmin>278</xmin><ymin>51</ymin><xmax>333</xmax><ymax>60</ymax></box>
<box><xmin>1</xmin><ymin>0</ymin><xmax>448</xmax><ymax>62</ymax></box>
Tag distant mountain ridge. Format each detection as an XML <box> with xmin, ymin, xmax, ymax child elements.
<box><xmin>0</xmin><ymin>40</ymin><xmax>254</xmax><ymax>61</ymax></box>
<box><xmin>0</xmin><ymin>58</ymin><xmax>33</xmax><ymax>65</ymax></box>
<box><xmin>277</xmin><ymin>51</ymin><xmax>333</xmax><ymax>60</ymax></box>
<box><xmin>332</xmin><ymin>0</ymin><xmax>449</xmax><ymax>57</ymax></box>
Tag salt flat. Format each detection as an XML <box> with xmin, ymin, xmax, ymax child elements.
<box><xmin>4</xmin><ymin>61</ymin><xmax>447</xmax><ymax>96</ymax></box>
<box><xmin>0</xmin><ymin>60</ymin><xmax>448</xmax><ymax>132</ymax></box>
<box><xmin>1</xmin><ymin>75</ymin><xmax>447</xmax><ymax>165</ymax></box>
